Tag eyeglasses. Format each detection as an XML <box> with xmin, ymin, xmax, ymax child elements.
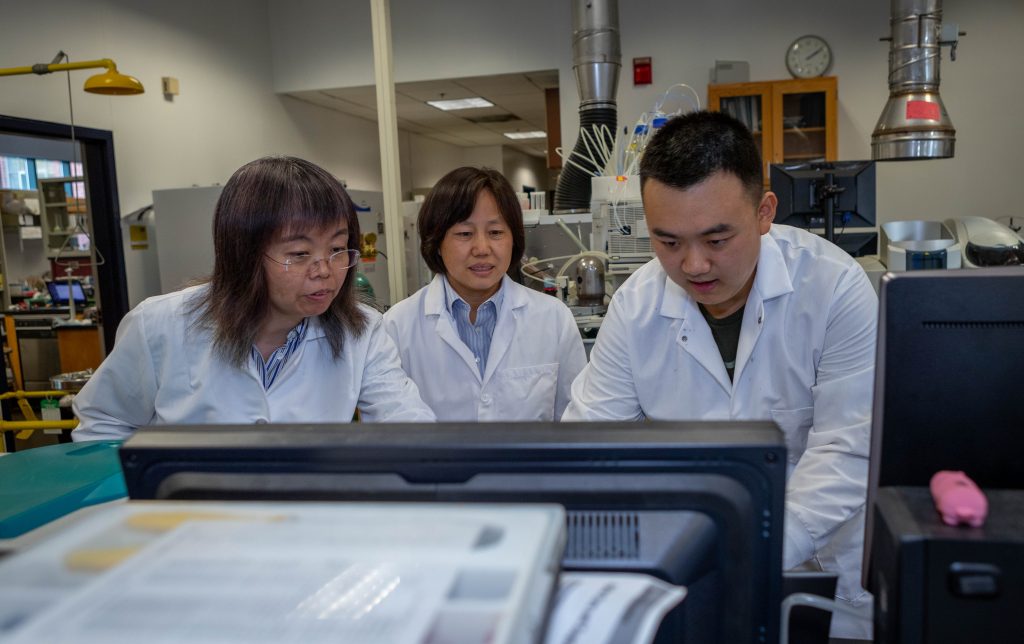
<box><xmin>264</xmin><ymin>248</ymin><xmax>360</xmax><ymax>273</ymax></box>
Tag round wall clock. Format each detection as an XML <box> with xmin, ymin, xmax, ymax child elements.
<box><xmin>786</xmin><ymin>35</ymin><xmax>833</xmax><ymax>78</ymax></box>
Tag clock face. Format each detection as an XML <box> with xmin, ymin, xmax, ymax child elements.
<box><xmin>786</xmin><ymin>35</ymin><xmax>832</xmax><ymax>78</ymax></box>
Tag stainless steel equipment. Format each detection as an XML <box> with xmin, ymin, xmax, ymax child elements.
<box><xmin>872</xmin><ymin>0</ymin><xmax>964</xmax><ymax>161</ymax></box>
<box><xmin>554</xmin><ymin>0</ymin><xmax>621</xmax><ymax>212</ymax></box>
<box><xmin>573</xmin><ymin>256</ymin><xmax>605</xmax><ymax>308</ymax></box>
<box><xmin>12</xmin><ymin>313</ymin><xmax>62</xmax><ymax>390</ymax></box>
<box><xmin>880</xmin><ymin>220</ymin><xmax>962</xmax><ymax>270</ymax></box>
<box><xmin>50</xmin><ymin>368</ymin><xmax>94</xmax><ymax>393</ymax></box>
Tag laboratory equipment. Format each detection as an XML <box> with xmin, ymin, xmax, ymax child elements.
<box><xmin>554</xmin><ymin>0</ymin><xmax>620</xmax><ymax>212</ymax></box>
<box><xmin>879</xmin><ymin>220</ymin><xmax>962</xmax><ymax>270</ymax></box>
<box><xmin>573</xmin><ymin>256</ymin><xmax>605</xmax><ymax>307</ymax></box>
<box><xmin>872</xmin><ymin>0</ymin><xmax>963</xmax><ymax>161</ymax></box>
<box><xmin>590</xmin><ymin>174</ymin><xmax>652</xmax><ymax>276</ymax></box>
<box><xmin>944</xmin><ymin>216</ymin><xmax>1024</xmax><ymax>267</ymax></box>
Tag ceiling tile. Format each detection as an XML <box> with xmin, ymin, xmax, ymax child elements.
<box><xmin>397</xmin><ymin>80</ymin><xmax>474</xmax><ymax>102</ymax></box>
<box><xmin>524</xmin><ymin>69</ymin><xmax>560</xmax><ymax>90</ymax></box>
<box><xmin>296</xmin><ymin>71</ymin><xmax>557</xmax><ymax>154</ymax></box>
<box><xmin>456</xmin><ymin>73</ymin><xmax>539</xmax><ymax>97</ymax></box>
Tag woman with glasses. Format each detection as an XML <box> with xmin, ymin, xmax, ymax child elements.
<box><xmin>72</xmin><ymin>156</ymin><xmax>434</xmax><ymax>440</ymax></box>
<box><xmin>383</xmin><ymin>166</ymin><xmax>586</xmax><ymax>421</ymax></box>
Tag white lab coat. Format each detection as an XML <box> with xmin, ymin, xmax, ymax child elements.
<box><xmin>562</xmin><ymin>225</ymin><xmax>877</xmax><ymax>638</ymax></box>
<box><xmin>72</xmin><ymin>285</ymin><xmax>435</xmax><ymax>441</ymax></box>
<box><xmin>383</xmin><ymin>274</ymin><xmax>586</xmax><ymax>421</ymax></box>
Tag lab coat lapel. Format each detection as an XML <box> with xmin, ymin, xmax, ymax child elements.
<box><xmin>660</xmin><ymin>274</ymin><xmax>732</xmax><ymax>394</ymax></box>
<box><xmin>482</xmin><ymin>277</ymin><xmax>521</xmax><ymax>384</ymax></box>
<box><xmin>733</xmin><ymin>233</ymin><xmax>794</xmax><ymax>385</ymax></box>
<box><xmin>181</xmin><ymin>289</ymin><xmax>262</xmax><ymax>389</ymax></box>
<box><xmin>425</xmin><ymin>275</ymin><xmax>484</xmax><ymax>382</ymax></box>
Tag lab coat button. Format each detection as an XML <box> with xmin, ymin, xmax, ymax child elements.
<box><xmin>481</xmin><ymin>394</ymin><xmax>492</xmax><ymax>405</ymax></box>
<box><xmin>255</xmin><ymin>418</ymin><xmax>268</xmax><ymax>424</ymax></box>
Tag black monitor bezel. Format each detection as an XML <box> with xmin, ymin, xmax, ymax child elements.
<box><xmin>119</xmin><ymin>420</ymin><xmax>786</xmax><ymax>644</ymax></box>
<box><xmin>770</xmin><ymin>160</ymin><xmax>876</xmax><ymax>230</ymax></box>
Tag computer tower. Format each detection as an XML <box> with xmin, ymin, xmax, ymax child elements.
<box><xmin>870</xmin><ymin>487</ymin><xmax>1024</xmax><ymax>643</ymax></box>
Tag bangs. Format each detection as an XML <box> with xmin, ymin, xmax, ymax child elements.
<box><xmin>268</xmin><ymin>177</ymin><xmax>354</xmax><ymax>242</ymax></box>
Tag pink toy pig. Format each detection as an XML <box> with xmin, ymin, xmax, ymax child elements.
<box><xmin>930</xmin><ymin>470</ymin><xmax>988</xmax><ymax>528</ymax></box>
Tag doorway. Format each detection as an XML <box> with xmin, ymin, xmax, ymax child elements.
<box><xmin>0</xmin><ymin>115</ymin><xmax>130</xmax><ymax>354</ymax></box>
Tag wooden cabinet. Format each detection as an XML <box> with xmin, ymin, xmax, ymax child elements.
<box><xmin>708</xmin><ymin>77</ymin><xmax>837</xmax><ymax>187</ymax></box>
<box><xmin>57</xmin><ymin>325</ymin><xmax>103</xmax><ymax>373</ymax></box>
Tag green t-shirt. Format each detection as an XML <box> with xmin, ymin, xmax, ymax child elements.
<box><xmin>699</xmin><ymin>304</ymin><xmax>745</xmax><ymax>381</ymax></box>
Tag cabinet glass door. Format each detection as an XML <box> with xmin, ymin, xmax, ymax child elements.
<box><xmin>719</xmin><ymin>95</ymin><xmax>765</xmax><ymax>160</ymax></box>
<box><xmin>711</xmin><ymin>82</ymin><xmax>773</xmax><ymax>186</ymax></box>
<box><xmin>779</xmin><ymin>90</ymin><xmax>828</xmax><ymax>162</ymax></box>
<box><xmin>772</xmin><ymin>78</ymin><xmax>837</xmax><ymax>166</ymax></box>
<box><xmin>40</xmin><ymin>178</ymin><xmax>88</xmax><ymax>256</ymax></box>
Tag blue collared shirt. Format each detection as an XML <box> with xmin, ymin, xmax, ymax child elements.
<box><xmin>251</xmin><ymin>318</ymin><xmax>309</xmax><ymax>390</ymax></box>
<box><xmin>443</xmin><ymin>276</ymin><xmax>504</xmax><ymax>377</ymax></box>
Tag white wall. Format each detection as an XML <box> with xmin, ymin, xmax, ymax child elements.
<box><xmin>0</xmin><ymin>0</ymin><xmax>473</xmax><ymax>305</ymax></box>
<box><xmin>463</xmin><ymin>146</ymin><xmax>504</xmax><ymax>172</ymax></box>
<box><xmin>269</xmin><ymin>0</ymin><xmax>1023</xmax><ymax>226</ymax></box>
<box><xmin>502</xmin><ymin>147</ymin><xmax>549</xmax><ymax>193</ymax></box>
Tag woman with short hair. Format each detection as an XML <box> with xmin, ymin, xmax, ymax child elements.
<box><xmin>73</xmin><ymin>156</ymin><xmax>433</xmax><ymax>440</ymax></box>
<box><xmin>383</xmin><ymin>166</ymin><xmax>585</xmax><ymax>421</ymax></box>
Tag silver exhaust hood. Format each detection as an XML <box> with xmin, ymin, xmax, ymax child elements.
<box><xmin>871</xmin><ymin>0</ymin><xmax>964</xmax><ymax>161</ymax></box>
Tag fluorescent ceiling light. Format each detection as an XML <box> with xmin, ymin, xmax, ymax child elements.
<box><xmin>427</xmin><ymin>97</ymin><xmax>493</xmax><ymax>111</ymax></box>
<box><xmin>504</xmin><ymin>131</ymin><xmax>547</xmax><ymax>140</ymax></box>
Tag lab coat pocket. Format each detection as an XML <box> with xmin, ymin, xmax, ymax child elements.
<box><xmin>492</xmin><ymin>363</ymin><xmax>559</xmax><ymax>420</ymax></box>
<box><xmin>770</xmin><ymin>407</ymin><xmax>814</xmax><ymax>464</ymax></box>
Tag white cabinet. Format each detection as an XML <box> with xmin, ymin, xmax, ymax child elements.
<box><xmin>37</xmin><ymin>176</ymin><xmax>91</xmax><ymax>260</ymax></box>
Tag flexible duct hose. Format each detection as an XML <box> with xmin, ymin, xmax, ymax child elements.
<box><xmin>554</xmin><ymin>107</ymin><xmax>617</xmax><ymax>212</ymax></box>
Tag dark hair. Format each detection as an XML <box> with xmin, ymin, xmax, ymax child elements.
<box><xmin>191</xmin><ymin>156</ymin><xmax>367</xmax><ymax>366</ymax></box>
<box><xmin>417</xmin><ymin>166</ymin><xmax>525</xmax><ymax>275</ymax></box>
<box><xmin>640</xmin><ymin>110</ymin><xmax>763</xmax><ymax>203</ymax></box>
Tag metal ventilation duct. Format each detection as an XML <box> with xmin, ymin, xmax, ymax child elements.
<box><xmin>554</xmin><ymin>0</ymin><xmax>620</xmax><ymax>212</ymax></box>
<box><xmin>872</xmin><ymin>0</ymin><xmax>963</xmax><ymax>161</ymax></box>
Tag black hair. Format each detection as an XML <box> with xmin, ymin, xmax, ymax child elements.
<box><xmin>417</xmin><ymin>166</ymin><xmax>525</xmax><ymax>275</ymax></box>
<box><xmin>639</xmin><ymin>110</ymin><xmax>763</xmax><ymax>202</ymax></box>
<box><xmin>191</xmin><ymin>156</ymin><xmax>366</xmax><ymax>366</ymax></box>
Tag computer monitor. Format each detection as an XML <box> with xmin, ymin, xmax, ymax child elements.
<box><xmin>770</xmin><ymin>161</ymin><xmax>877</xmax><ymax>256</ymax></box>
<box><xmin>46</xmin><ymin>280</ymin><xmax>87</xmax><ymax>307</ymax></box>
<box><xmin>864</xmin><ymin>267</ymin><xmax>1024</xmax><ymax>586</ymax></box>
<box><xmin>120</xmin><ymin>420</ymin><xmax>787</xmax><ymax>644</ymax></box>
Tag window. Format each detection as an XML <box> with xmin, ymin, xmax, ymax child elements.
<box><xmin>0</xmin><ymin>156</ymin><xmax>83</xmax><ymax>189</ymax></box>
<box><xmin>0</xmin><ymin>156</ymin><xmax>33</xmax><ymax>189</ymax></box>
<box><xmin>35</xmin><ymin>159</ymin><xmax>82</xmax><ymax>180</ymax></box>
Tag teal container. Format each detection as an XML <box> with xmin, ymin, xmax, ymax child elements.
<box><xmin>0</xmin><ymin>440</ymin><xmax>127</xmax><ymax>538</ymax></box>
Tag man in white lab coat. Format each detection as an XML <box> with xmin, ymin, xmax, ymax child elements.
<box><xmin>562</xmin><ymin>111</ymin><xmax>877</xmax><ymax>638</ymax></box>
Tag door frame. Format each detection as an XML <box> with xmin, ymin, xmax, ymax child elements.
<box><xmin>0</xmin><ymin>114</ymin><xmax>129</xmax><ymax>352</ymax></box>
